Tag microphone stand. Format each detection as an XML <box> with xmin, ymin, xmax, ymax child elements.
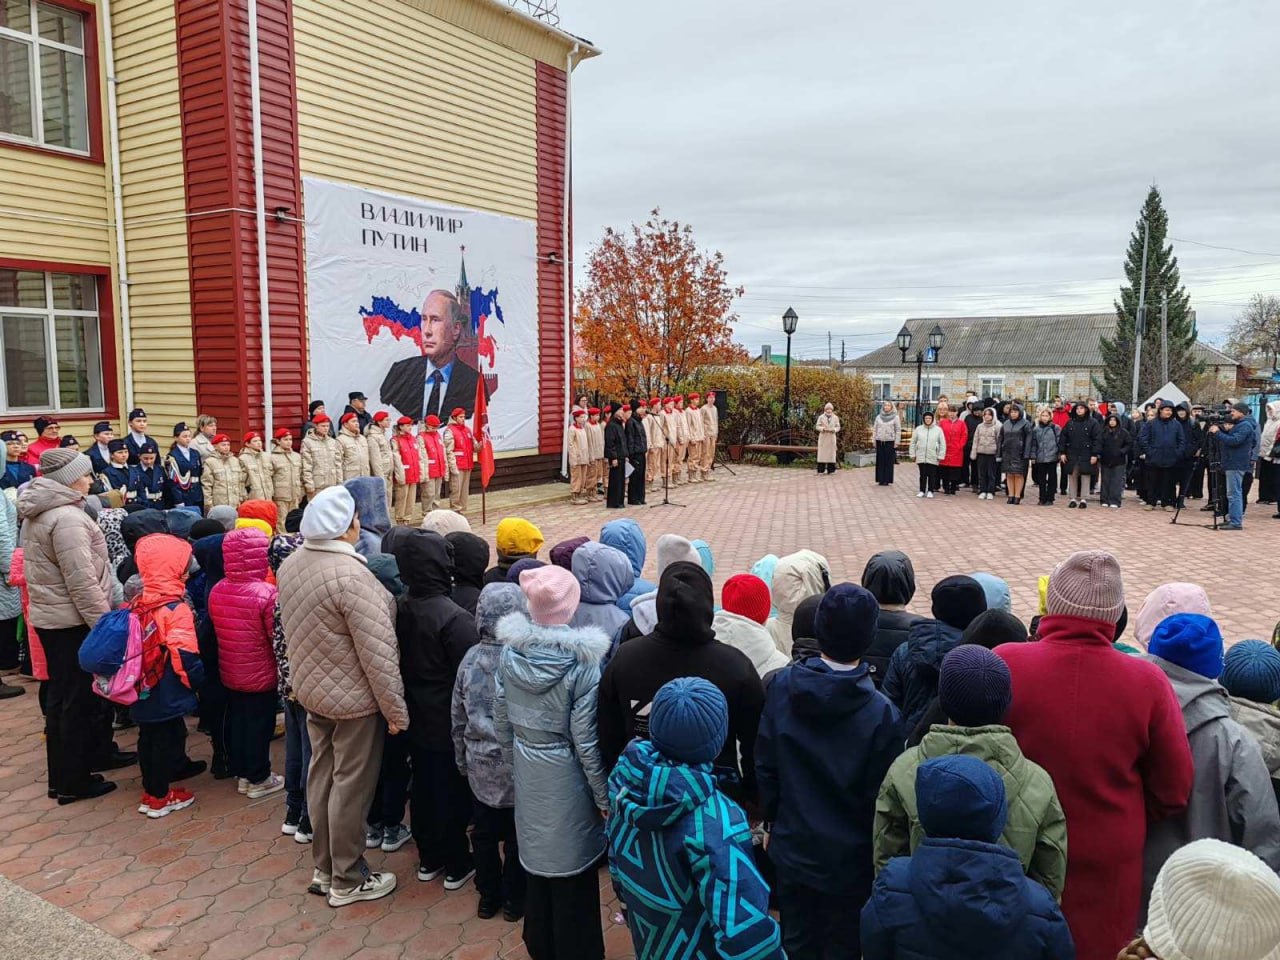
<box><xmin>651</xmin><ymin>412</ymin><xmax>685</xmax><ymax>509</ymax></box>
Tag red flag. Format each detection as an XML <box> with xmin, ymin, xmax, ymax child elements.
<box><xmin>475</xmin><ymin>376</ymin><xmax>495</xmax><ymax>489</ymax></box>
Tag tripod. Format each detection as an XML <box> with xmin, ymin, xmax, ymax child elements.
<box><xmin>651</xmin><ymin>414</ymin><xmax>685</xmax><ymax>509</ymax></box>
<box><xmin>1172</xmin><ymin>435</ymin><xmax>1221</xmax><ymax>529</ymax></box>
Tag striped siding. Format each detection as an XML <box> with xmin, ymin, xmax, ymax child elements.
<box><xmin>0</xmin><ymin>151</ymin><xmax>111</xmax><ymax>264</ymax></box>
<box><xmin>293</xmin><ymin>0</ymin><xmax>539</xmax><ymax>220</ymax></box>
<box><xmin>112</xmin><ymin>0</ymin><xmax>196</xmax><ymax>426</ymax></box>
<box><xmin>535</xmin><ymin>61</ymin><xmax>566</xmax><ymax>457</ymax></box>
<box><xmin>400</xmin><ymin>0</ymin><xmax>580</xmax><ymax>68</ymax></box>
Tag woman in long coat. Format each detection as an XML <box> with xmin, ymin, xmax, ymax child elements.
<box><xmin>999</xmin><ymin>404</ymin><xmax>1033</xmax><ymax>504</ymax></box>
<box><xmin>872</xmin><ymin>402</ymin><xmax>899</xmax><ymax>486</ymax></box>
<box><xmin>815</xmin><ymin>403</ymin><xmax>841</xmax><ymax>475</ymax></box>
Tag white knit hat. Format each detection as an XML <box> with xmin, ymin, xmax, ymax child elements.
<box><xmin>1144</xmin><ymin>838</ymin><xmax>1280</xmax><ymax>960</ymax></box>
<box><xmin>300</xmin><ymin>486</ymin><xmax>357</xmax><ymax>541</ymax></box>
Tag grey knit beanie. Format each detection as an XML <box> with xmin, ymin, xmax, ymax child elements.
<box><xmin>1046</xmin><ymin>550</ymin><xmax>1125</xmax><ymax>623</ymax></box>
<box><xmin>39</xmin><ymin>448</ymin><xmax>93</xmax><ymax>486</ymax></box>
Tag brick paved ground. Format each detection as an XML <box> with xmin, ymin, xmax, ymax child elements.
<box><xmin>0</xmin><ymin>463</ymin><xmax>1273</xmax><ymax>959</ymax></box>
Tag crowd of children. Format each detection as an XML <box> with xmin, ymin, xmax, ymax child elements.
<box><xmin>4</xmin><ymin>438</ymin><xmax>1280</xmax><ymax>960</ymax></box>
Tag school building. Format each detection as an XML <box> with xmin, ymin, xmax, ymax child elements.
<box><xmin>0</xmin><ymin>0</ymin><xmax>595</xmax><ymax>483</ymax></box>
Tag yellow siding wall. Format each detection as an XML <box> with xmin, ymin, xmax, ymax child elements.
<box><xmin>111</xmin><ymin>0</ymin><xmax>196</xmax><ymax>427</ymax></box>
<box><xmin>294</xmin><ymin>0</ymin><xmax>539</xmax><ymax>220</ymax></box>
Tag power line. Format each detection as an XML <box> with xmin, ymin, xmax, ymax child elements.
<box><xmin>1170</xmin><ymin>237</ymin><xmax>1280</xmax><ymax>258</ymax></box>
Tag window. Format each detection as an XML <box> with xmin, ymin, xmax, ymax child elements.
<box><xmin>978</xmin><ymin>376</ymin><xmax>1005</xmax><ymax>399</ymax></box>
<box><xmin>921</xmin><ymin>375</ymin><xmax>943</xmax><ymax>403</ymax></box>
<box><xmin>0</xmin><ymin>267</ymin><xmax>103</xmax><ymax>411</ymax></box>
<box><xmin>870</xmin><ymin>375</ymin><xmax>892</xmax><ymax>401</ymax></box>
<box><xmin>1035</xmin><ymin>376</ymin><xmax>1063</xmax><ymax>403</ymax></box>
<box><xmin>0</xmin><ymin>1</ymin><xmax>88</xmax><ymax>153</ymax></box>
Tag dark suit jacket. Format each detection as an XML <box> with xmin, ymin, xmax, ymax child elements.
<box><xmin>379</xmin><ymin>355</ymin><xmax>484</xmax><ymax>422</ymax></box>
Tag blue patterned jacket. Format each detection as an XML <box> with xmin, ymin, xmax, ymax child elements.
<box><xmin>607</xmin><ymin>739</ymin><xmax>783</xmax><ymax>960</ymax></box>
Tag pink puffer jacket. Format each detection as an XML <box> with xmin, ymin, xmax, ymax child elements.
<box><xmin>209</xmin><ymin>528</ymin><xmax>278</xmax><ymax>693</ymax></box>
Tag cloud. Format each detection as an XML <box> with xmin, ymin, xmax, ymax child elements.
<box><xmin>558</xmin><ymin>0</ymin><xmax>1280</xmax><ymax>359</ymax></box>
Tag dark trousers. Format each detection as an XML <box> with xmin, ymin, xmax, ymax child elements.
<box><xmin>874</xmin><ymin>441</ymin><xmax>895</xmax><ymax>484</ymax></box>
<box><xmin>817</xmin><ymin>461</ymin><xmax>836</xmax><ymax>474</ymax></box>
<box><xmin>0</xmin><ymin>616</ymin><xmax>17</xmax><ymax>669</ymax></box>
<box><xmin>976</xmin><ymin>454</ymin><xmax>998</xmax><ymax>494</ymax></box>
<box><xmin>940</xmin><ymin>465</ymin><xmax>960</xmax><ymax>494</ymax></box>
<box><xmin>409</xmin><ymin>745</ymin><xmax>473</xmax><ymax>874</ymax></box>
<box><xmin>917</xmin><ymin>463</ymin><xmax>938</xmax><ymax>493</ymax></box>
<box><xmin>605</xmin><ymin>462</ymin><xmax>626</xmax><ymax>508</ymax></box>
<box><xmin>473</xmin><ymin>801</ymin><xmax>525</xmax><ymax>908</ymax></box>
<box><xmin>626</xmin><ymin>457</ymin><xmax>646</xmax><ymax>504</ymax></box>
<box><xmin>42</xmin><ymin>624</ymin><xmax>101</xmax><ymax>796</ymax></box>
<box><xmin>523</xmin><ymin>867</ymin><xmax>604</xmax><ymax>960</ymax></box>
<box><xmin>198</xmin><ymin>669</ymin><xmax>229</xmax><ymax>773</ymax></box>
<box><xmin>226</xmin><ymin>689</ymin><xmax>276</xmax><ymax>784</ymax></box>
<box><xmin>369</xmin><ymin>728</ymin><xmax>411</xmax><ymax>828</ymax></box>
<box><xmin>777</xmin><ymin>878</ymin><xmax>866</xmax><ymax>960</ymax></box>
<box><xmin>284</xmin><ymin>699</ymin><xmax>311</xmax><ymax>818</ymax></box>
<box><xmin>1100</xmin><ymin>464</ymin><xmax>1126</xmax><ymax>506</ymax></box>
<box><xmin>1188</xmin><ymin>459</ymin><xmax>1206</xmax><ymax>499</ymax></box>
<box><xmin>1059</xmin><ymin>459</ymin><xmax>1070</xmax><ymax>494</ymax></box>
<box><xmin>138</xmin><ymin>717</ymin><xmax>187</xmax><ymax>798</ymax></box>
<box><xmin>1033</xmin><ymin>461</ymin><xmax>1057</xmax><ymax>503</ymax></box>
<box><xmin>1175</xmin><ymin>459</ymin><xmax>1196</xmax><ymax>504</ymax></box>
<box><xmin>1148</xmin><ymin>465</ymin><xmax>1177</xmax><ymax>506</ymax></box>
<box><xmin>1257</xmin><ymin>458</ymin><xmax>1277</xmax><ymax>502</ymax></box>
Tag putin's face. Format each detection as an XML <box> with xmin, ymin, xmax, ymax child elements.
<box><xmin>422</xmin><ymin>292</ymin><xmax>463</xmax><ymax>367</ymax></box>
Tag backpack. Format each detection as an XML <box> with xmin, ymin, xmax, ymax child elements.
<box><xmin>77</xmin><ymin>607</ymin><xmax>144</xmax><ymax>705</ymax></box>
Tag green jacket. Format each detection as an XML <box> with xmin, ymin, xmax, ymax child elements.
<box><xmin>873</xmin><ymin>724</ymin><xmax>1068</xmax><ymax>901</ymax></box>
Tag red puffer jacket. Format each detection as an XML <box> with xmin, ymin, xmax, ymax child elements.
<box><xmin>938</xmin><ymin>417</ymin><xmax>969</xmax><ymax>468</ymax></box>
<box><xmin>209</xmin><ymin>528</ymin><xmax>278</xmax><ymax>693</ymax></box>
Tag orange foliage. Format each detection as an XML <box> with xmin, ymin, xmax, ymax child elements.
<box><xmin>574</xmin><ymin>210</ymin><xmax>748</xmax><ymax>398</ymax></box>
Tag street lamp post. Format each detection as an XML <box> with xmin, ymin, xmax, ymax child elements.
<box><xmin>782</xmin><ymin>307</ymin><xmax>798</xmax><ymax>439</ymax></box>
<box><xmin>897</xmin><ymin>323</ymin><xmax>946</xmax><ymax>426</ymax></box>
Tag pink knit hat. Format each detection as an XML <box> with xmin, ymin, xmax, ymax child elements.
<box><xmin>520</xmin><ymin>565</ymin><xmax>580</xmax><ymax>626</ymax></box>
<box><xmin>1134</xmin><ymin>582</ymin><xmax>1212</xmax><ymax>650</ymax></box>
<box><xmin>1046</xmin><ymin>550</ymin><xmax>1125</xmax><ymax>624</ymax></box>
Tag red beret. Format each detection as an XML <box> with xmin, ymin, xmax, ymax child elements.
<box><xmin>273</xmin><ymin>428</ymin><xmax>291</xmax><ymax>440</ymax></box>
<box><xmin>243</xmin><ymin>431</ymin><xmax>262</xmax><ymax>444</ymax></box>
<box><xmin>396</xmin><ymin>415</ymin><xmax>414</xmax><ymax>426</ymax></box>
<box><xmin>212</xmin><ymin>433</ymin><xmax>230</xmax><ymax>445</ymax></box>
<box><xmin>572</xmin><ymin>408</ymin><xmax>586</xmax><ymax>417</ymax></box>
<box><xmin>450</xmin><ymin>407</ymin><xmax>466</xmax><ymax>419</ymax></box>
<box><xmin>425</xmin><ymin>415</ymin><xmax>442</xmax><ymax>427</ymax></box>
<box><xmin>339</xmin><ymin>412</ymin><xmax>358</xmax><ymax>425</ymax></box>
<box><xmin>687</xmin><ymin>393</ymin><xmax>700</xmax><ymax>400</ymax></box>
<box><xmin>620</xmin><ymin>404</ymin><xmax>631</xmax><ymax>412</ymax></box>
<box><xmin>372</xmin><ymin>411</ymin><xmax>390</xmax><ymax>423</ymax></box>
<box><xmin>649</xmin><ymin>398</ymin><xmax>661</xmax><ymax>406</ymax></box>
<box><xmin>588</xmin><ymin>407</ymin><xmax>600</xmax><ymax>415</ymax></box>
<box><xmin>312</xmin><ymin>413</ymin><xmax>331</xmax><ymax>424</ymax></box>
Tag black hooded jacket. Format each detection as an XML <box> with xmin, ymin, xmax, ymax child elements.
<box><xmin>1058</xmin><ymin>405</ymin><xmax>1102</xmax><ymax>470</ymax></box>
<box><xmin>446</xmin><ymin>531</ymin><xmax>490</xmax><ymax>615</ymax></box>
<box><xmin>116</xmin><ymin>509</ymin><xmax>169</xmax><ymax>584</ymax></box>
<box><xmin>789</xmin><ymin>594</ymin><xmax>822</xmax><ymax>664</ymax></box>
<box><xmin>391</xmin><ymin>530</ymin><xmax>479</xmax><ymax>750</ymax></box>
<box><xmin>597</xmin><ymin>561</ymin><xmax>765</xmax><ymax>802</ymax></box>
<box><xmin>860</xmin><ymin>550</ymin><xmax>926</xmax><ymax>688</ymax></box>
<box><xmin>191</xmin><ymin>533</ymin><xmax>227</xmax><ymax>684</ymax></box>
<box><xmin>1175</xmin><ymin>403</ymin><xmax>1202</xmax><ymax>461</ymax></box>
<box><xmin>1100</xmin><ymin>419</ymin><xmax>1132</xmax><ymax>467</ymax></box>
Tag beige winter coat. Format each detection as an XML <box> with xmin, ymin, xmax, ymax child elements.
<box><xmin>585</xmin><ymin>421</ymin><xmax>605</xmax><ymax>460</ymax></box>
<box><xmin>872</xmin><ymin>414</ymin><xmax>901</xmax><ymax>443</ymax></box>
<box><xmin>568</xmin><ymin>426</ymin><xmax>591</xmax><ymax>466</ymax></box>
<box><xmin>270</xmin><ymin>442</ymin><xmax>303</xmax><ymax>504</ymax></box>
<box><xmin>301</xmin><ymin>433</ymin><xmax>341</xmax><ymax>494</ymax></box>
<box><xmin>278</xmin><ymin>539</ymin><xmax>409</xmax><ymax>727</ymax></box>
<box><xmin>17</xmin><ymin>478</ymin><xmax>113</xmax><ymax>630</ymax></box>
<box><xmin>685</xmin><ymin>405</ymin><xmax>706</xmax><ymax>442</ymax></box>
<box><xmin>970</xmin><ymin>419</ymin><xmax>1002</xmax><ymax>458</ymax></box>
<box><xmin>365</xmin><ymin>424</ymin><xmax>393</xmax><ymax>481</ymax></box>
<box><xmin>205</xmin><ymin>452</ymin><xmax>247</xmax><ymax>510</ymax></box>
<box><xmin>702</xmin><ymin>401</ymin><xmax>719</xmax><ymax>439</ymax></box>
<box><xmin>337</xmin><ymin>430</ymin><xmax>371</xmax><ymax>479</ymax></box>
<box><xmin>240</xmin><ymin>449</ymin><xmax>274</xmax><ymax>501</ymax></box>
<box><xmin>816</xmin><ymin>412</ymin><xmax>841</xmax><ymax>464</ymax></box>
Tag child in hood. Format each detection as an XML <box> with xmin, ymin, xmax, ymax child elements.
<box><xmin>862</xmin><ymin>755</ymin><xmax>1074</xmax><ymax>960</ymax></box>
<box><xmin>1221</xmin><ymin>640</ymin><xmax>1280</xmax><ymax>805</ymax></box>
<box><xmin>608</xmin><ymin>677</ymin><xmax>784</xmax><ymax>960</ymax></box>
<box><xmin>451</xmin><ymin>583</ymin><xmax>529</xmax><ymax>921</ymax></box>
<box><xmin>132</xmin><ymin>533</ymin><xmax>207</xmax><ymax>818</ymax></box>
<box><xmin>1143</xmin><ymin>614</ymin><xmax>1280</xmax><ymax>906</ymax></box>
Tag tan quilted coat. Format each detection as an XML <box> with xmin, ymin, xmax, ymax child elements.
<box><xmin>301</xmin><ymin>433</ymin><xmax>341</xmax><ymax>494</ymax></box>
<box><xmin>278</xmin><ymin>540</ymin><xmax>409</xmax><ymax>727</ymax></box>
<box><xmin>240</xmin><ymin>449</ymin><xmax>274</xmax><ymax>501</ymax></box>
<box><xmin>17</xmin><ymin>478</ymin><xmax>113</xmax><ymax>629</ymax></box>
<box><xmin>270</xmin><ymin>442</ymin><xmax>304</xmax><ymax>504</ymax></box>
<box><xmin>364</xmin><ymin>425</ymin><xmax>393</xmax><ymax>482</ymax></box>
<box><xmin>205</xmin><ymin>452</ymin><xmax>247</xmax><ymax>510</ymax></box>
<box><xmin>337</xmin><ymin>430</ymin><xmax>371</xmax><ymax>480</ymax></box>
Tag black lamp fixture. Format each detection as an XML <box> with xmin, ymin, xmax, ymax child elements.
<box><xmin>898</xmin><ymin>321</ymin><xmax>946</xmax><ymax>426</ymax></box>
<box><xmin>781</xmin><ymin>307</ymin><xmax>798</xmax><ymax>436</ymax></box>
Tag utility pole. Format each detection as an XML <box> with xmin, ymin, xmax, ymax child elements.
<box><xmin>828</xmin><ymin>330</ymin><xmax>832</xmax><ymax>367</ymax></box>
<box><xmin>1131</xmin><ymin>217</ymin><xmax>1150</xmax><ymax>409</ymax></box>
<box><xmin>1160</xmin><ymin>289</ymin><xmax>1169</xmax><ymax>386</ymax></box>
<box><xmin>841</xmin><ymin>339</ymin><xmax>846</xmax><ymax>365</ymax></box>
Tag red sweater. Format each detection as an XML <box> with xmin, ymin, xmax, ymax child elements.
<box><xmin>1051</xmin><ymin>408</ymin><xmax>1070</xmax><ymax>430</ymax></box>
<box><xmin>938</xmin><ymin>417</ymin><xmax>968</xmax><ymax>467</ymax></box>
<box><xmin>996</xmin><ymin>616</ymin><xmax>1192</xmax><ymax>960</ymax></box>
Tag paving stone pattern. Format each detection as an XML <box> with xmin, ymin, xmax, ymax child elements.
<box><xmin>0</xmin><ymin>464</ymin><xmax>1273</xmax><ymax>959</ymax></box>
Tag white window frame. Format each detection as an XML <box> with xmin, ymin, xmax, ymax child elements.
<box><xmin>0</xmin><ymin>269</ymin><xmax>103</xmax><ymax>413</ymax></box>
<box><xmin>921</xmin><ymin>374</ymin><xmax>943</xmax><ymax>403</ymax></box>
<box><xmin>1034</xmin><ymin>375</ymin><xmax>1064</xmax><ymax>403</ymax></box>
<box><xmin>870</xmin><ymin>375</ymin><xmax>893</xmax><ymax>401</ymax></box>
<box><xmin>0</xmin><ymin>0</ymin><xmax>89</xmax><ymax>156</ymax></box>
<box><xmin>978</xmin><ymin>375</ymin><xmax>1006</xmax><ymax>399</ymax></box>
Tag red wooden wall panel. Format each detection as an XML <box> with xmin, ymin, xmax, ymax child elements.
<box><xmin>535</xmin><ymin>62</ymin><xmax>568</xmax><ymax>459</ymax></box>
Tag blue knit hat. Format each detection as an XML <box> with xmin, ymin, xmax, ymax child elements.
<box><xmin>649</xmin><ymin>677</ymin><xmax>728</xmax><ymax>765</ymax></box>
<box><xmin>1221</xmin><ymin>640</ymin><xmax>1280</xmax><ymax>704</ymax></box>
<box><xmin>938</xmin><ymin>645</ymin><xmax>1013</xmax><ymax>726</ymax></box>
<box><xmin>1149</xmin><ymin>613</ymin><xmax>1225</xmax><ymax>680</ymax></box>
<box><xmin>917</xmin><ymin>754</ymin><xmax>1008</xmax><ymax>843</ymax></box>
<box><xmin>813</xmin><ymin>583</ymin><xmax>880</xmax><ymax>662</ymax></box>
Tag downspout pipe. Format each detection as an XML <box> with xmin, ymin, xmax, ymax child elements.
<box><xmin>560</xmin><ymin>41</ymin><xmax>579</xmax><ymax>479</ymax></box>
<box><xmin>100</xmin><ymin>0</ymin><xmax>133</xmax><ymax>412</ymax></box>
<box><xmin>247</xmin><ymin>0</ymin><xmax>273</xmax><ymax>435</ymax></box>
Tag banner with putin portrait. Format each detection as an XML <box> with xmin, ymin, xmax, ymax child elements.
<box><xmin>303</xmin><ymin>176</ymin><xmax>540</xmax><ymax>452</ymax></box>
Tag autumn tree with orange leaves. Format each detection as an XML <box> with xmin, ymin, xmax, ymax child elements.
<box><xmin>575</xmin><ymin>210</ymin><xmax>748</xmax><ymax>399</ymax></box>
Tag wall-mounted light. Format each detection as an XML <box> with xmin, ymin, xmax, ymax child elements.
<box><xmin>274</xmin><ymin>206</ymin><xmax>291</xmax><ymax>223</ymax></box>
<box><xmin>544</xmin><ymin>251</ymin><xmax>562</xmax><ymax>265</ymax></box>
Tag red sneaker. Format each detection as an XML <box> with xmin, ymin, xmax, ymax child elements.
<box><xmin>170</xmin><ymin>787</ymin><xmax>194</xmax><ymax>803</ymax></box>
<box><xmin>144</xmin><ymin>790</ymin><xmax>195</xmax><ymax>819</ymax></box>
<box><xmin>137</xmin><ymin>794</ymin><xmax>154</xmax><ymax>814</ymax></box>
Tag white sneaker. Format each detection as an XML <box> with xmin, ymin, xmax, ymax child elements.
<box><xmin>237</xmin><ymin>778</ymin><xmax>249</xmax><ymax>795</ymax></box>
<box><xmin>329</xmin><ymin>871</ymin><xmax>397</xmax><ymax>908</ymax></box>
<box><xmin>307</xmin><ymin>869</ymin><xmax>331</xmax><ymax>896</ymax></box>
<box><xmin>246</xmin><ymin>774</ymin><xmax>285</xmax><ymax>799</ymax></box>
<box><xmin>926</xmin><ymin>492</ymin><xmax>934</xmax><ymax>498</ymax></box>
<box><xmin>917</xmin><ymin>492</ymin><xmax>925</xmax><ymax>498</ymax></box>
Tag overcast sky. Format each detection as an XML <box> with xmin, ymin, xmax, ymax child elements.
<box><xmin>556</xmin><ymin>0</ymin><xmax>1280</xmax><ymax>361</ymax></box>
